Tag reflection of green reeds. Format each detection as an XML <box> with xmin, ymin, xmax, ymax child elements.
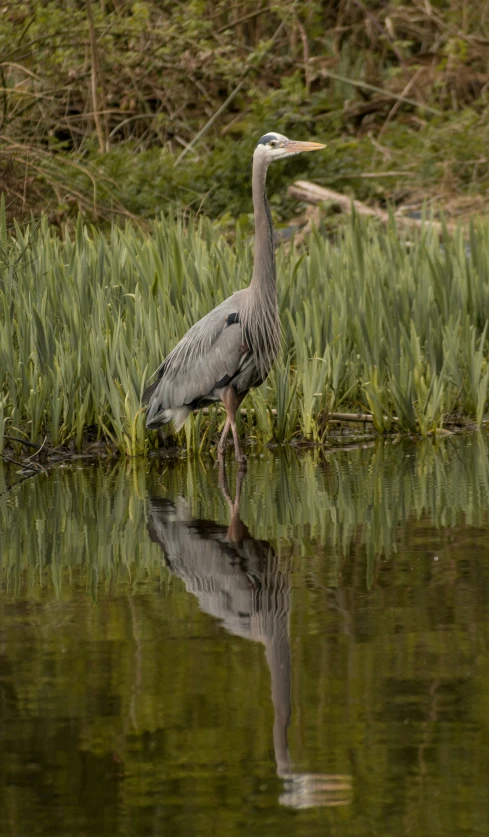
<box><xmin>2</xmin><ymin>436</ymin><xmax>489</xmax><ymax>594</ymax></box>
<box><xmin>3</xmin><ymin>207</ymin><xmax>489</xmax><ymax>453</ymax></box>
<box><xmin>2</xmin><ymin>449</ymin><xmax>489</xmax><ymax>834</ymax></box>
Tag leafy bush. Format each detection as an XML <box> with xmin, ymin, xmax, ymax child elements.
<box><xmin>3</xmin><ymin>1</ymin><xmax>489</xmax><ymax>221</ymax></box>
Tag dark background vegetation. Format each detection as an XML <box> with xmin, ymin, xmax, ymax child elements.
<box><xmin>3</xmin><ymin>0</ymin><xmax>489</xmax><ymax>226</ymax></box>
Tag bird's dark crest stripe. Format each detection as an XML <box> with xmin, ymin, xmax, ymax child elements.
<box><xmin>258</xmin><ymin>133</ymin><xmax>278</xmax><ymax>145</ymax></box>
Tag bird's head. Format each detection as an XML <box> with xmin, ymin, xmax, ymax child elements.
<box><xmin>253</xmin><ymin>131</ymin><xmax>326</xmax><ymax>164</ymax></box>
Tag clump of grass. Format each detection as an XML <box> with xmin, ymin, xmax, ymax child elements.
<box><xmin>2</xmin><ymin>204</ymin><xmax>489</xmax><ymax>456</ymax></box>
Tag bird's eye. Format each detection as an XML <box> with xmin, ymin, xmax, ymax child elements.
<box><xmin>269</xmin><ymin>140</ymin><xmax>277</xmax><ymax>148</ymax></box>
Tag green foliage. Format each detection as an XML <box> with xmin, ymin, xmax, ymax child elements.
<box><xmin>2</xmin><ymin>210</ymin><xmax>489</xmax><ymax>453</ymax></box>
<box><xmin>3</xmin><ymin>1</ymin><xmax>489</xmax><ymax>221</ymax></box>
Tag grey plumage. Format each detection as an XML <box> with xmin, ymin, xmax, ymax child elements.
<box><xmin>147</xmin><ymin>468</ymin><xmax>292</xmax><ymax>776</ymax></box>
<box><xmin>147</xmin><ymin>465</ymin><xmax>353</xmax><ymax>808</ymax></box>
<box><xmin>144</xmin><ymin>292</ymin><xmax>254</xmax><ymax>431</ymax></box>
<box><xmin>143</xmin><ymin>131</ymin><xmax>325</xmax><ymax>461</ymax></box>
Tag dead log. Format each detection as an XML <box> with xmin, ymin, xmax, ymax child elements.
<box><xmin>288</xmin><ymin>180</ymin><xmax>456</xmax><ymax>235</ymax></box>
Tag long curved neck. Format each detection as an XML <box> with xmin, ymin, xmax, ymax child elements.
<box><xmin>250</xmin><ymin>153</ymin><xmax>276</xmax><ymax>298</ymax></box>
<box><xmin>264</xmin><ymin>630</ymin><xmax>292</xmax><ymax>776</ymax></box>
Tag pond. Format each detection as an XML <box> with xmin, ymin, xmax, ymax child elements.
<box><xmin>1</xmin><ymin>435</ymin><xmax>489</xmax><ymax>836</ymax></box>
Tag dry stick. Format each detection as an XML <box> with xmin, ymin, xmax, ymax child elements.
<box><xmin>3</xmin><ymin>434</ymin><xmax>45</xmax><ymax>450</ymax></box>
<box><xmin>321</xmin><ymin>70</ymin><xmax>442</xmax><ymax>117</ymax></box>
<box><xmin>0</xmin><ymin>452</ymin><xmax>97</xmax><ymax>497</ymax></box>
<box><xmin>0</xmin><ymin>61</ymin><xmax>43</xmax><ymax>82</ymax></box>
<box><xmin>86</xmin><ymin>0</ymin><xmax>108</xmax><ymax>154</ymax></box>
<box><xmin>199</xmin><ymin>406</ymin><xmax>466</xmax><ymax>430</ymax></box>
<box><xmin>200</xmin><ymin>406</ymin><xmax>377</xmax><ymax>422</ymax></box>
<box><xmin>290</xmin><ymin>181</ymin><xmax>386</xmax><ymax>219</ymax></box>
<box><xmin>216</xmin><ymin>6</ymin><xmax>268</xmax><ymax>34</ymax></box>
<box><xmin>175</xmin><ymin>78</ymin><xmax>247</xmax><ymax>166</ymax></box>
<box><xmin>378</xmin><ymin>66</ymin><xmax>424</xmax><ymax>139</ymax></box>
<box><xmin>342</xmin><ymin>171</ymin><xmax>414</xmax><ymax>178</ymax></box>
<box><xmin>176</xmin><ymin>0</ymin><xmax>299</xmax><ymax>165</ymax></box>
<box><xmin>1</xmin><ymin>453</ymin><xmax>42</xmax><ymax>471</ymax></box>
<box><xmin>349</xmin><ymin>0</ymin><xmax>413</xmax><ymax>80</ymax></box>
<box><xmin>296</xmin><ymin>17</ymin><xmax>311</xmax><ymax>97</ymax></box>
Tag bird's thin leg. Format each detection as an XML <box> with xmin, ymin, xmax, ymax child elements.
<box><xmin>218</xmin><ymin>459</ymin><xmax>246</xmax><ymax>516</ymax></box>
<box><xmin>231</xmin><ymin>422</ymin><xmax>246</xmax><ymax>466</ymax></box>
<box><xmin>218</xmin><ymin>457</ymin><xmax>249</xmax><ymax>544</ymax></box>
<box><xmin>217</xmin><ymin>418</ymin><xmax>231</xmax><ymax>460</ymax></box>
<box><xmin>234</xmin><ymin>468</ymin><xmax>245</xmax><ymax>510</ymax></box>
<box><xmin>220</xmin><ymin>386</ymin><xmax>247</xmax><ymax>466</ymax></box>
<box><xmin>218</xmin><ymin>459</ymin><xmax>233</xmax><ymax>511</ymax></box>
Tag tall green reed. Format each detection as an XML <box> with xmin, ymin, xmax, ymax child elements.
<box><xmin>2</xmin><ymin>203</ymin><xmax>489</xmax><ymax>455</ymax></box>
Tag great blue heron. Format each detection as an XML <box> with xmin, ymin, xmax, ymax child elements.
<box><xmin>147</xmin><ymin>463</ymin><xmax>352</xmax><ymax>808</ymax></box>
<box><xmin>143</xmin><ymin>132</ymin><xmax>325</xmax><ymax>463</ymax></box>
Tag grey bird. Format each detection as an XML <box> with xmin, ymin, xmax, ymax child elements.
<box><xmin>143</xmin><ymin>131</ymin><xmax>325</xmax><ymax>463</ymax></box>
<box><xmin>147</xmin><ymin>464</ymin><xmax>353</xmax><ymax>809</ymax></box>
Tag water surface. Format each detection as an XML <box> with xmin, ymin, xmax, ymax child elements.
<box><xmin>1</xmin><ymin>436</ymin><xmax>489</xmax><ymax>836</ymax></box>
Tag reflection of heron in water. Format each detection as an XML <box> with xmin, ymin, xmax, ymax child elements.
<box><xmin>147</xmin><ymin>464</ymin><xmax>352</xmax><ymax>809</ymax></box>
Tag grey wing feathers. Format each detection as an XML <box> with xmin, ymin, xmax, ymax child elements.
<box><xmin>144</xmin><ymin>295</ymin><xmax>246</xmax><ymax>428</ymax></box>
<box><xmin>147</xmin><ymin>499</ymin><xmax>263</xmax><ymax>641</ymax></box>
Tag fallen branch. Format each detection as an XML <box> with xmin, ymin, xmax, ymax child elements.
<box><xmin>200</xmin><ymin>406</ymin><xmax>378</xmax><ymax>423</ymax></box>
<box><xmin>327</xmin><ymin>411</ymin><xmax>377</xmax><ymax>423</ymax></box>
<box><xmin>199</xmin><ymin>406</ymin><xmax>471</xmax><ymax>431</ymax></box>
<box><xmin>288</xmin><ymin>180</ymin><xmax>456</xmax><ymax>236</ymax></box>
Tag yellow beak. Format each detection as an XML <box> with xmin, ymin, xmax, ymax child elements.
<box><xmin>283</xmin><ymin>140</ymin><xmax>326</xmax><ymax>154</ymax></box>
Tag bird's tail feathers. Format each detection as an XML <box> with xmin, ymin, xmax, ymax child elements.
<box><xmin>146</xmin><ymin>405</ymin><xmax>190</xmax><ymax>432</ymax></box>
<box><xmin>171</xmin><ymin>406</ymin><xmax>191</xmax><ymax>432</ymax></box>
<box><xmin>142</xmin><ymin>379</ymin><xmax>159</xmax><ymax>404</ymax></box>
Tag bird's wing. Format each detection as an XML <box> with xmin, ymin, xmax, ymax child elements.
<box><xmin>147</xmin><ymin>499</ymin><xmax>256</xmax><ymax>637</ymax></box>
<box><xmin>144</xmin><ymin>294</ymin><xmax>248</xmax><ymax>410</ymax></box>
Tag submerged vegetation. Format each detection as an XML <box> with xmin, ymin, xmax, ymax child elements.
<box><xmin>2</xmin><ymin>207</ymin><xmax>489</xmax><ymax>456</ymax></box>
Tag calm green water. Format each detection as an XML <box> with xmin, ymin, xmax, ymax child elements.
<box><xmin>1</xmin><ymin>435</ymin><xmax>489</xmax><ymax>836</ymax></box>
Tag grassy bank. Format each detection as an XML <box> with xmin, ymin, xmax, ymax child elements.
<box><xmin>2</xmin><ymin>207</ymin><xmax>489</xmax><ymax>456</ymax></box>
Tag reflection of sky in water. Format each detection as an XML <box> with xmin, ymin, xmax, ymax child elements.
<box><xmin>0</xmin><ymin>435</ymin><xmax>489</xmax><ymax>835</ymax></box>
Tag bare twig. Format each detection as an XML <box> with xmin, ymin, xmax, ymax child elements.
<box><xmin>216</xmin><ymin>7</ymin><xmax>268</xmax><ymax>34</ymax></box>
<box><xmin>296</xmin><ymin>17</ymin><xmax>311</xmax><ymax>97</ymax></box>
<box><xmin>378</xmin><ymin>67</ymin><xmax>424</xmax><ymax>138</ymax></box>
<box><xmin>176</xmin><ymin>0</ymin><xmax>300</xmax><ymax>164</ymax></box>
<box><xmin>1</xmin><ymin>453</ymin><xmax>42</xmax><ymax>471</ymax></box>
<box><xmin>3</xmin><ymin>434</ymin><xmax>45</xmax><ymax>449</ymax></box>
<box><xmin>320</xmin><ymin>70</ymin><xmax>442</xmax><ymax>116</ymax></box>
<box><xmin>86</xmin><ymin>0</ymin><xmax>109</xmax><ymax>153</ymax></box>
